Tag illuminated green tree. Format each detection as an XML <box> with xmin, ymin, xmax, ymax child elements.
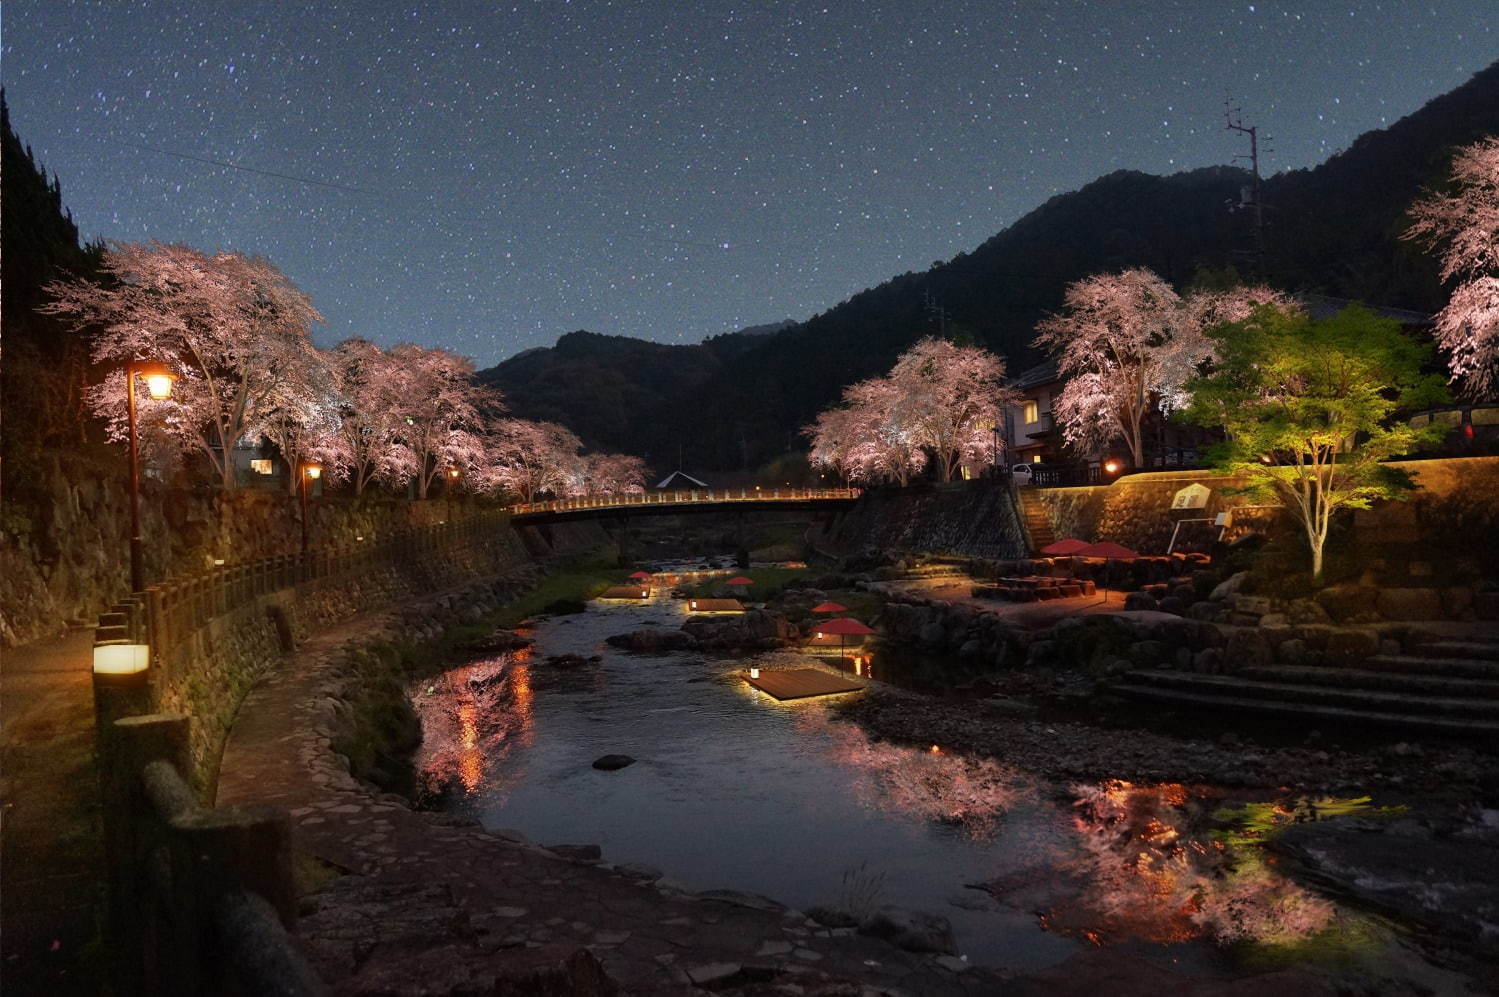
<box><xmin>1183</xmin><ymin>304</ymin><xmax>1448</xmax><ymax>580</ymax></box>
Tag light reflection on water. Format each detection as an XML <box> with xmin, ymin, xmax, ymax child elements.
<box><xmin>409</xmin><ymin>594</ymin><xmax>1372</xmax><ymax>972</ymax></box>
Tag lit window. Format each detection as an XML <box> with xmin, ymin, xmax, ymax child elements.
<box><xmin>250</xmin><ymin>459</ymin><xmax>274</xmax><ymax>475</ymax></box>
<box><xmin>1032</xmin><ymin>454</ymin><xmax>1042</xmax><ymax>463</ymax></box>
<box><xmin>1021</xmin><ymin>400</ymin><xmax>1039</xmax><ymax>424</ymax></box>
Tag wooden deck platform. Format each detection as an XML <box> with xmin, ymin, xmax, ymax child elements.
<box><xmin>744</xmin><ymin>667</ymin><xmax>865</xmax><ymax>701</ymax></box>
<box><xmin>598</xmin><ymin>585</ymin><xmax>651</xmax><ymax>600</ymax></box>
<box><xmin>686</xmin><ymin>598</ymin><xmax>744</xmax><ymax>614</ymax></box>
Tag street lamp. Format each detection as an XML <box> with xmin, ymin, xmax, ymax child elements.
<box><xmin>299</xmin><ymin>462</ymin><xmax>322</xmax><ymax>555</ymax></box>
<box><xmin>445</xmin><ymin>467</ymin><xmax>460</xmax><ymax>524</ymax></box>
<box><xmin>125</xmin><ymin>361</ymin><xmax>177</xmax><ymax>593</ymax></box>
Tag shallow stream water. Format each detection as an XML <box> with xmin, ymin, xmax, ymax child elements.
<box><xmin>410</xmin><ymin>577</ymin><xmax>1443</xmax><ymax>979</ymax></box>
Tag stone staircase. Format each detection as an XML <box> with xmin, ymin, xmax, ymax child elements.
<box><xmin>1113</xmin><ymin>633</ymin><xmax>1499</xmax><ymax>736</ymax></box>
<box><xmin>1014</xmin><ymin>487</ymin><xmax>1055</xmax><ymax>553</ymax></box>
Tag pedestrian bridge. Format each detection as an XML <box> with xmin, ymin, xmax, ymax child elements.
<box><xmin>507</xmin><ymin>487</ymin><xmax>861</xmax><ymax>522</ymax></box>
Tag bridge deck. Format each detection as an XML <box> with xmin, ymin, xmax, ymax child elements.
<box><xmin>508</xmin><ymin>487</ymin><xmax>859</xmax><ymax>520</ymax></box>
<box><xmin>744</xmin><ymin>667</ymin><xmax>865</xmax><ymax>701</ymax></box>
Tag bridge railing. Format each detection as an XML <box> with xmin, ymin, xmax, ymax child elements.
<box><xmin>506</xmin><ymin>487</ymin><xmax>860</xmax><ymax>517</ymax></box>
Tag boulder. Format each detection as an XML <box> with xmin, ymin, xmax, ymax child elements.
<box><xmin>462</xmin><ymin>629</ymin><xmax>533</xmax><ymax>654</ymax></box>
<box><xmin>1375</xmin><ymin>588</ymin><xmax>1445</xmax><ymax>621</ymax></box>
<box><xmin>1277</xmin><ymin>638</ymin><xmax>1310</xmax><ymax>665</ymax></box>
<box><xmin>1123</xmin><ymin>591</ymin><xmax>1158</xmax><ymax>612</ymax></box>
<box><xmin>1209</xmin><ymin>571</ymin><xmax>1248</xmax><ymax>601</ymax></box>
<box><xmin>1316</xmin><ymin>584</ymin><xmax>1381</xmax><ymax>623</ymax></box>
<box><xmin>681</xmin><ymin>610</ymin><xmax>797</xmax><ymax>649</ymax></box>
<box><xmin>592</xmin><ymin>754</ymin><xmax>635</xmax><ymax>771</ymax></box>
<box><xmin>1224</xmin><ymin>628</ymin><xmax>1272</xmax><ymax>670</ymax></box>
<box><xmin>857</xmin><ymin>906</ymin><xmax>958</xmax><ymax>955</ymax></box>
<box><xmin>604</xmin><ymin>629</ymin><xmax>699</xmax><ymax>654</ymax></box>
<box><xmin>805</xmin><ymin>904</ymin><xmax>858</xmax><ymax>928</ymax></box>
<box><xmin>1324</xmin><ymin>629</ymin><xmax>1379</xmax><ymax>666</ymax></box>
<box><xmin>547</xmin><ymin>843</ymin><xmax>602</xmax><ymax>861</ymax></box>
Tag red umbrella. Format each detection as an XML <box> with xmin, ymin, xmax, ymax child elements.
<box><xmin>726</xmin><ymin>576</ymin><xmax>754</xmax><ymax>586</ymax></box>
<box><xmin>811</xmin><ymin>601</ymin><xmax>848</xmax><ymax>614</ymax></box>
<box><xmin>1074</xmin><ymin>542</ymin><xmax>1139</xmax><ymax>606</ymax></box>
<box><xmin>628</xmin><ymin>571</ymin><xmax>652</xmax><ymax>580</ymax></box>
<box><xmin>1040</xmin><ymin>538</ymin><xmax>1090</xmax><ymax>557</ymax></box>
<box><xmin>813</xmin><ymin>616</ymin><xmax>876</xmax><ymax>655</ymax></box>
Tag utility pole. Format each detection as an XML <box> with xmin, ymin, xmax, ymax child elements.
<box><xmin>1225</xmin><ymin>99</ymin><xmax>1271</xmax><ymax>279</ymax></box>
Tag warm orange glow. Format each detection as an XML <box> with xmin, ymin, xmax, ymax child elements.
<box><xmin>929</xmin><ymin>744</ymin><xmax>941</xmax><ymax>754</ymax></box>
<box><xmin>447</xmin><ymin>467</ymin><xmax>460</xmax><ymax>479</ymax></box>
<box><xmin>93</xmin><ymin>643</ymin><xmax>149</xmax><ymax>675</ymax></box>
<box><xmin>1103</xmin><ymin>459</ymin><xmax>1120</xmax><ymax>474</ymax></box>
<box><xmin>304</xmin><ymin>464</ymin><xmax>322</xmax><ymax>479</ymax></box>
<box><xmin>142</xmin><ymin>371</ymin><xmax>176</xmax><ymax>399</ymax></box>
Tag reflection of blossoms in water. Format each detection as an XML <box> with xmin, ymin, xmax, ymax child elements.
<box><xmin>410</xmin><ymin>646</ymin><xmax>536</xmax><ymax>800</ymax></box>
<box><xmin>799</xmin><ymin>712</ymin><xmax>1025</xmax><ymax>839</ymax></box>
<box><xmin>1064</xmin><ymin>780</ymin><xmax>1336</xmax><ymax>946</ymax></box>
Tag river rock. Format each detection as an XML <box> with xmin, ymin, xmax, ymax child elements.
<box><xmin>1209</xmin><ymin>571</ymin><xmax>1248</xmax><ymax>601</ymax></box>
<box><xmin>804</xmin><ymin>904</ymin><xmax>858</xmax><ymax>928</ymax></box>
<box><xmin>1123</xmin><ymin>591</ymin><xmax>1157</xmax><ymax>612</ymax></box>
<box><xmin>462</xmin><ymin>629</ymin><xmax>534</xmax><ymax>654</ymax></box>
<box><xmin>604</xmin><ymin>629</ymin><xmax>699</xmax><ymax>654</ymax></box>
<box><xmin>547</xmin><ymin>843</ymin><xmax>603</xmax><ymax>861</ymax></box>
<box><xmin>857</xmin><ymin>905</ymin><xmax>958</xmax><ymax>955</ymax></box>
<box><xmin>592</xmin><ymin>754</ymin><xmax>636</xmax><ymax>771</ymax></box>
<box><xmin>681</xmin><ymin>610</ymin><xmax>796</xmax><ymax>649</ymax></box>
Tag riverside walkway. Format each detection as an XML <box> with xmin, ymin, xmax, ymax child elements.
<box><xmin>0</xmin><ymin>626</ymin><xmax>104</xmax><ymax>994</ymax></box>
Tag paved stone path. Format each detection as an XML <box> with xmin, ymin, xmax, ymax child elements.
<box><xmin>0</xmin><ymin>626</ymin><xmax>104</xmax><ymax>994</ymax></box>
<box><xmin>218</xmin><ymin>607</ymin><xmax>1002</xmax><ymax>995</ymax></box>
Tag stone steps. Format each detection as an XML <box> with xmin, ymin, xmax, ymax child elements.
<box><xmin>1421</xmin><ymin>639</ymin><xmax>1499</xmax><ymax>661</ymax></box>
<box><xmin>1240</xmin><ymin>664</ymin><xmax>1499</xmax><ymax>698</ymax></box>
<box><xmin>1361</xmin><ymin>654</ymin><xmax>1499</xmax><ymax>680</ymax></box>
<box><xmin>1111</xmin><ymin>681</ymin><xmax>1499</xmax><ymax>736</ymax></box>
<box><xmin>1123</xmin><ymin>670</ymin><xmax>1499</xmax><ymax>718</ymax></box>
<box><xmin>1014</xmin><ymin>489</ymin><xmax>1055</xmax><ymax>553</ymax></box>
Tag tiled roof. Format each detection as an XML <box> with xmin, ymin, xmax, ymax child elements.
<box><xmin>1005</xmin><ymin>358</ymin><xmax>1059</xmax><ymax>390</ymax></box>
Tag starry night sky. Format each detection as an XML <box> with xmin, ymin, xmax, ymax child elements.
<box><xmin>3</xmin><ymin>2</ymin><xmax>1493</xmax><ymax>366</ymax></box>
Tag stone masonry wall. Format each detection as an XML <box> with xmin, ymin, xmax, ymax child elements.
<box><xmin>825</xmin><ymin>481</ymin><xmax>1029</xmax><ymax>559</ymax></box>
<box><xmin>1031</xmin><ymin>457</ymin><xmax>1499</xmax><ymax>559</ymax></box>
<box><xmin>0</xmin><ymin>448</ymin><xmax>505</xmax><ymax>647</ymax></box>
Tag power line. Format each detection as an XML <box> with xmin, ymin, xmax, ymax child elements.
<box><xmin>126</xmin><ymin>141</ymin><xmax>367</xmax><ymax>193</ymax></box>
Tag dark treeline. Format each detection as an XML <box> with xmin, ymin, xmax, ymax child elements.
<box><xmin>481</xmin><ymin>61</ymin><xmax>1499</xmax><ymax>474</ymax></box>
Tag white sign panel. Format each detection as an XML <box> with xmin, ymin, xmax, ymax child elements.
<box><xmin>1171</xmin><ymin>483</ymin><xmax>1211</xmax><ymax>510</ymax></box>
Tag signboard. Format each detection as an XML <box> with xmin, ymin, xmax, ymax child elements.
<box><xmin>1170</xmin><ymin>483</ymin><xmax>1211</xmax><ymax>511</ymax></box>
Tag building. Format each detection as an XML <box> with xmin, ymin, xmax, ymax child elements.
<box><xmin>655</xmin><ymin>470</ymin><xmax>710</xmax><ymax>490</ymax></box>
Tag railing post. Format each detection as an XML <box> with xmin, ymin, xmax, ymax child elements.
<box><xmin>98</xmin><ymin>713</ymin><xmax>191</xmax><ymax>995</ymax></box>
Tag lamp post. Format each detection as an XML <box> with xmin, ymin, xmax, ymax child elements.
<box><xmin>445</xmin><ymin>467</ymin><xmax>460</xmax><ymax>524</ymax></box>
<box><xmin>299</xmin><ymin>462</ymin><xmax>322</xmax><ymax>555</ymax></box>
<box><xmin>125</xmin><ymin>362</ymin><xmax>177</xmax><ymax>593</ymax></box>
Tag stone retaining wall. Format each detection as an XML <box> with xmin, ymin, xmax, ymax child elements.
<box><xmin>1030</xmin><ymin>457</ymin><xmax>1499</xmax><ymax>564</ymax></box>
<box><xmin>824</xmin><ymin>481</ymin><xmax>1028</xmax><ymax>560</ymax></box>
<box><xmin>0</xmin><ymin>447</ymin><xmax>506</xmax><ymax>647</ymax></box>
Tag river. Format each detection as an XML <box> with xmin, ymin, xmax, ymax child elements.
<box><xmin>408</xmin><ymin>579</ymin><xmax>1436</xmax><ymax>980</ymax></box>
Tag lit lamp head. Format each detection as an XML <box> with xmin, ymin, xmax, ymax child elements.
<box><xmin>93</xmin><ymin>642</ymin><xmax>149</xmax><ymax>682</ymax></box>
<box><xmin>447</xmin><ymin>467</ymin><xmax>460</xmax><ymax>480</ymax></box>
<box><xmin>1103</xmin><ymin>459</ymin><xmax>1120</xmax><ymax>475</ymax></box>
<box><xmin>134</xmin><ymin>362</ymin><xmax>178</xmax><ymax>400</ymax></box>
<box><xmin>303</xmin><ymin>463</ymin><xmax>322</xmax><ymax>480</ymax></box>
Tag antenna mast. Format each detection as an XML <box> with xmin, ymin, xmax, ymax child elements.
<box><xmin>1225</xmin><ymin>99</ymin><xmax>1271</xmax><ymax>278</ymax></box>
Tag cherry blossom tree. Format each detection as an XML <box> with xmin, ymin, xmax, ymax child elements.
<box><xmin>386</xmin><ymin>344</ymin><xmax>502</xmax><ymax>498</ymax></box>
<box><xmin>887</xmin><ymin>337</ymin><xmax>1012</xmax><ymax>481</ymax></box>
<box><xmin>42</xmin><ymin>241</ymin><xmax>324</xmax><ymax>489</ymax></box>
<box><xmin>253</xmin><ymin>348</ymin><xmax>351</xmax><ymax>494</ymax></box>
<box><xmin>1034</xmin><ymin>269</ymin><xmax>1292</xmax><ymax>467</ymax></box>
<box><xmin>329</xmin><ymin>338</ymin><xmax>417</xmax><ymax>495</ymax></box>
<box><xmin>485</xmin><ymin>419</ymin><xmax>585</xmax><ymax>501</ymax></box>
<box><xmin>1405</xmin><ymin>136</ymin><xmax>1499</xmax><ymax>398</ymax></box>
<box><xmin>806</xmin><ymin>377</ymin><xmax>928</xmax><ymax>486</ymax></box>
<box><xmin>583</xmin><ymin>453</ymin><xmax>649</xmax><ymax>495</ymax></box>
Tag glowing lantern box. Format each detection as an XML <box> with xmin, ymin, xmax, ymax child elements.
<box><xmin>93</xmin><ymin>642</ymin><xmax>150</xmax><ymax>685</ymax></box>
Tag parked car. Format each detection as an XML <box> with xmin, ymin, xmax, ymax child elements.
<box><xmin>1010</xmin><ymin>463</ymin><xmax>1037</xmax><ymax>483</ymax></box>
